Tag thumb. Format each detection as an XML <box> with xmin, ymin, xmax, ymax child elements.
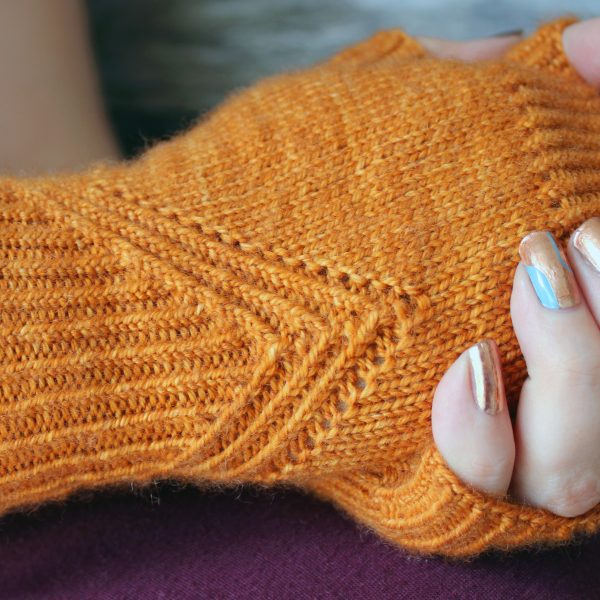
<box><xmin>431</xmin><ymin>340</ymin><xmax>515</xmax><ymax>497</ymax></box>
<box><xmin>418</xmin><ymin>32</ymin><xmax>522</xmax><ymax>62</ymax></box>
<box><xmin>563</xmin><ymin>18</ymin><xmax>600</xmax><ymax>87</ymax></box>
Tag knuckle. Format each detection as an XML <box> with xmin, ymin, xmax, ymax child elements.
<box><xmin>467</xmin><ymin>453</ymin><xmax>513</xmax><ymax>487</ymax></box>
<box><xmin>547</xmin><ymin>353</ymin><xmax>600</xmax><ymax>386</ymax></box>
<box><xmin>540</xmin><ymin>472</ymin><xmax>600</xmax><ymax>518</ymax></box>
<box><xmin>535</xmin><ymin>367</ymin><xmax>600</xmax><ymax>402</ymax></box>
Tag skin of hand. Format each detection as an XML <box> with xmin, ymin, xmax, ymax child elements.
<box><xmin>0</xmin><ymin>0</ymin><xmax>119</xmax><ymax>175</ymax></box>
<box><xmin>2</xmin><ymin>1</ymin><xmax>600</xmax><ymax>517</ymax></box>
<box><xmin>429</xmin><ymin>17</ymin><xmax>600</xmax><ymax>517</ymax></box>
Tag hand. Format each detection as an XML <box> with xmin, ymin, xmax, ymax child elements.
<box><xmin>431</xmin><ymin>18</ymin><xmax>600</xmax><ymax>515</ymax></box>
<box><xmin>0</xmin><ymin>0</ymin><xmax>119</xmax><ymax>175</ymax></box>
<box><xmin>420</xmin><ymin>18</ymin><xmax>599</xmax><ymax>87</ymax></box>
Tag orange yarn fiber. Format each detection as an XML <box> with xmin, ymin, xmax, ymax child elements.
<box><xmin>1</xmin><ymin>18</ymin><xmax>599</xmax><ymax>558</ymax></box>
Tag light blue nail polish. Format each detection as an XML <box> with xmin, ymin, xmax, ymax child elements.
<box><xmin>525</xmin><ymin>265</ymin><xmax>560</xmax><ymax>309</ymax></box>
<box><xmin>519</xmin><ymin>230</ymin><xmax>580</xmax><ymax>310</ymax></box>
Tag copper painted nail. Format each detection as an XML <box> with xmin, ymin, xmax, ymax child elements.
<box><xmin>468</xmin><ymin>340</ymin><xmax>504</xmax><ymax>416</ymax></box>
<box><xmin>519</xmin><ymin>231</ymin><xmax>581</xmax><ymax>310</ymax></box>
<box><xmin>572</xmin><ymin>217</ymin><xmax>600</xmax><ymax>273</ymax></box>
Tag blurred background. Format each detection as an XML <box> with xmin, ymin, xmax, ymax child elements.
<box><xmin>86</xmin><ymin>0</ymin><xmax>598</xmax><ymax>157</ymax></box>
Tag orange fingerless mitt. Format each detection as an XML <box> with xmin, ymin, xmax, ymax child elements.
<box><xmin>1</xmin><ymin>18</ymin><xmax>599</xmax><ymax>558</ymax></box>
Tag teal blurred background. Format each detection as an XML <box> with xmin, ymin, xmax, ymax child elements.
<box><xmin>85</xmin><ymin>0</ymin><xmax>597</xmax><ymax>156</ymax></box>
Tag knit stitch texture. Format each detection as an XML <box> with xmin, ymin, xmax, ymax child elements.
<box><xmin>1</xmin><ymin>18</ymin><xmax>599</xmax><ymax>558</ymax></box>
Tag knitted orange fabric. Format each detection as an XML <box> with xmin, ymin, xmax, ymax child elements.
<box><xmin>1</xmin><ymin>17</ymin><xmax>599</xmax><ymax>558</ymax></box>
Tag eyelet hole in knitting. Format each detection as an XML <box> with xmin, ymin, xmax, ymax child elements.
<box><xmin>355</xmin><ymin>377</ymin><xmax>366</xmax><ymax>390</ymax></box>
<box><xmin>336</xmin><ymin>399</ymin><xmax>348</xmax><ymax>413</ymax></box>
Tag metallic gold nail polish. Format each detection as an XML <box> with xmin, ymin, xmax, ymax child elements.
<box><xmin>468</xmin><ymin>340</ymin><xmax>504</xmax><ymax>416</ymax></box>
<box><xmin>572</xmin><ymin>217</ymin><xmax>600</xmax><ymax>273</ymax></box>
<box><xmin>518</xmin><ymin>231</ymin><xmax>581</xmax><ymax>310</ymax></box>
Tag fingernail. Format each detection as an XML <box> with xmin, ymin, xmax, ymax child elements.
<box><xmin>468</xmin><ymin>340</ymin><xmax>504</xmax><ymax>416</ymax></box>
<box><xmin>519</xmin><ymin>231</ymin><xmax>581</xmax><ymax>310</ymax></box>
<box><xmin>572</xmin><ymin>217</ymin><xmax>600</xmax><ymax>272</ymax></box>
<box><xmin>491</xmin><ymin>29</ymin><xmax>523</xmax><ymax>38</ymax></box>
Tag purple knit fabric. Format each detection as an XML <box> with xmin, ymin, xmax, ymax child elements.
<box><xmin>0</xmin><ymin>485</ymin><xmax>597</xmax><ymax>599</ymax></box>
